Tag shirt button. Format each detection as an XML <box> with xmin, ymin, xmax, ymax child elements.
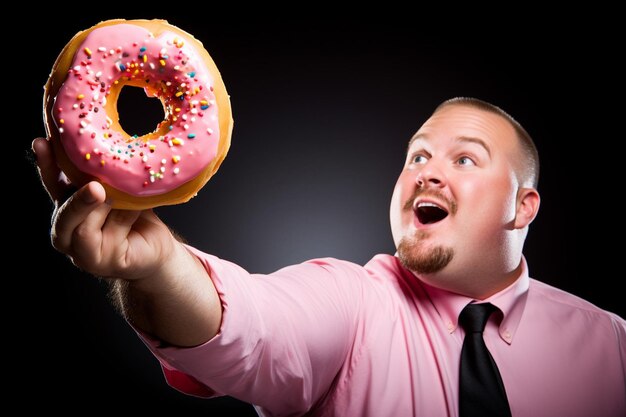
<box><xmin>503</xmin><ymin>330</ymin><xmax>511</xmax><ymax>341</ymax></box>
<box><xmin>447</xmin><ymin>321</ymin><xmax>454</xmax><ymax>332</ymax></box>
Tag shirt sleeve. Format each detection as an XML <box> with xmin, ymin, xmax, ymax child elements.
<box><xmin>133</xmin><ymin>245</ymin><xmax>367</xmax><ymax>416</ymax></box>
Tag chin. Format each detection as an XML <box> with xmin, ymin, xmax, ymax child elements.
<box><xmin>397</xmin><ymin>237</ymin><xmax>454</xmax><ymax>274</ymax></box>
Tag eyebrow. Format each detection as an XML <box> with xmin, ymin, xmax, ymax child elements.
<box><xmin>407</xmin><ymin>134</ymin><xmax>492</xmax><ymax>158</ymax></box>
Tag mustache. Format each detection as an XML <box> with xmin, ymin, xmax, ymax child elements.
<box><xmin>403</xmin><ymin>189</ymin><xmax>457</xmax><ymax>215</ymax></box>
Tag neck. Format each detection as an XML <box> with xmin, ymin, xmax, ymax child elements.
<box><xmin>416</xmin><ymin>259</ymin><xmax>524</xmax><ymax>299</ymax></box>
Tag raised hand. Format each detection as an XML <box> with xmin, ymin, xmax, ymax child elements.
<box><xmin>33</xmin><ymin>137</ymin><xmax>222</xmax><ymax>345</ymax></box>
<box><xmin>32</xmin><ymin>137</ymin><xmax>176</xmax><ymax>281</ymax></box>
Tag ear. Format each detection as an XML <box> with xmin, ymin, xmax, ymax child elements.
<box><xmin>514</xmin><ymin>188</ymin><xmax>540</xmax><ymax>229</ymax></box>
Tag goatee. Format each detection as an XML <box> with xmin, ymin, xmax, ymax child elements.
<box><xmin>397</xmin><ymin>234</ymin><xmax>454</xmax><ymax>274</ymax></box>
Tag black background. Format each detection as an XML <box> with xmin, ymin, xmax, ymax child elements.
<box><xmin>18</xmin><ymin>10</ymin><xmax>622</xmax><ymax>415</ymax></box>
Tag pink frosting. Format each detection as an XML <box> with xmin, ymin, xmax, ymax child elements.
<box><xmin>52</xmin><ymin>23</ymin><xmax>220</xmax><ymax>196</ymax></box>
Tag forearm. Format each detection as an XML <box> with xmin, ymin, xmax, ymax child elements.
<box><xmin>111</xmin><ymin>241</ymin><xmax>222</xmax><ymax>347</ymax></box>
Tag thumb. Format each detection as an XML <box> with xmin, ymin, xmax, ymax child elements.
<box><xmin>32</xmin><ymin>137</ymin><xmax>75</xmax><ymax>204</ymax></box>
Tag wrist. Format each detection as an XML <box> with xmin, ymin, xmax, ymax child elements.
<box><xmin>129</xmin><ymin>240</ymin><xmax>202</xmax><ymax>295</ymax></box>
<box><xmin>118</xmin><ymin>240</ymin><xmax>220</xmax><ymax>345</ymax></box>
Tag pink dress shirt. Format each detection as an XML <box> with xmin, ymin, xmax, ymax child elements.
<box><xmin>137</xmin><ymin>247</ymin><xmax>626</xmax><ymax>417</ymax></box>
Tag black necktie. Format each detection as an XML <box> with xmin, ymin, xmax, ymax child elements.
<box><xmin>458</xmin><ymin>303</ymin><xmax>512</xmax><ymax>417</ymax></box>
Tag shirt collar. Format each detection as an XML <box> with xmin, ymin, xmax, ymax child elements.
<box><xmin>417</xmin><ymin>257</ymin><xmax>530</xmax><ymax>345</ymax></box>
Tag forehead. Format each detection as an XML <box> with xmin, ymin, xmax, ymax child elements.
<box><xmin>409</xmin><ymin>104</ymin><xmax>517</xmax><ymax>151</ymax></box>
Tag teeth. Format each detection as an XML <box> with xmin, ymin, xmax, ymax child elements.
<box><xmin>418</xmin><ymin>202</ymin><xmax>441</xmax><ymax>209</ymax></box>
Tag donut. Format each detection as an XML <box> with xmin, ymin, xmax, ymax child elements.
<box><xmin>43</xmin><ymin>19</ymin><xmax>233</xmax><ymax>210</ymax></box>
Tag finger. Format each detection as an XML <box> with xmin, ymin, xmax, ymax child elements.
<box><xmin>102</xmin><ymin>209</ymin><xmax>142</xmax><ymax>240</ymax></box>
<box><xmin>100</xmin><ymin>209</ymin><xmax>143</xmax><ymax>267</ymax></box>
<box><xmin>122</xmin><ymin>210</ymin><xmax>177</xmax><ymax>278</ymax></box>
<box><xmin>69</xmin><ymin>202</ymin><xmax>119</xmax><ymax>270</ymax></box>
<box><xmin>32</xmin><ymin>137</ymin><xmax>70</xmax><ymax>203</ymax></box>
<box><xmin>51</xmin><ymin>181</ymin><xmax>108</xmax><ymax>253</ymax></box>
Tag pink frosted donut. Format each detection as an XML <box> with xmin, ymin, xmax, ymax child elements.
<box><xmin>43</xmin><ymin>19</ymin><xmax>233</xmax><ymax>209</ymax></box>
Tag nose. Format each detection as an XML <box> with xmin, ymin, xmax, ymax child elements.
<box><xmin>415</xmin><ymin>160</ymin><xmax>446</xmax><ymax>188</ymax></box>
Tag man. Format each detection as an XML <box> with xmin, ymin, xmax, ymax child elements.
<box><xmin>33</xmin><ymin>98</ymin><xmax>626</xmax><ymax>417</ymax></box>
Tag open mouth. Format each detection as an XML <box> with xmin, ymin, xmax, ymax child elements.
<box><xmin>415</xmin><ymin>202</ymin><xmax>449</xmax><ymax>225</ymax></box>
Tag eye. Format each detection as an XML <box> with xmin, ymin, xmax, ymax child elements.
<box><xmin>457</xmin><ymin>156</ymin><xmax>476</xmax><ymax>166</ymax></box>
<box><xmin>411</xmin><ymin>154</ymin><xmax>428</xmax><ymax>164</ymax></box>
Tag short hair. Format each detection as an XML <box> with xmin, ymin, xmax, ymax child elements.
<box><xmin>434</xmin><ymin>97</ymin><xmax>540</xmax><ymax>188</ymax></box>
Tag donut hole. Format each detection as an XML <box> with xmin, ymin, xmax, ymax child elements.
<box><xmin>117</xmin><ymin>85</ymin><xmax>165</xmax><ymax>137</ymax></box>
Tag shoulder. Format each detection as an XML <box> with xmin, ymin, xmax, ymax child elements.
<box><xmin>528</xmin><ymin>278</ymin><xmax>626</xmax><ymax>333</ymax></box>
<box><xmin>278</xmin><ymin>253</ymin><xmax>405</xmax><ymax>282</ymax></box>
<box><xmin>276</xmin><ymin>254</ymin><xmax>410</xmax><ymax>300</ymax></box>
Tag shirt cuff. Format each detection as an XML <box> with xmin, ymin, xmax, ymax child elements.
<box><xmin>137</xmin><ymin>329</ymin><xmax>217</xmax><ymax>398</ymax></box>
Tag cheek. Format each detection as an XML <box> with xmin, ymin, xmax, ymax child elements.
<box><xmin>457</xmin><ymin>175</ymin><xmax>517</xmax><ymax>222</ymax></box>
<box><xmin>389</xmin><ymin>175</ymin><xmax>411</xmax><ymax>244</ymax></box>
<box><xmin>390</xmin><ymin>173</ymin><xmax>412</xmax><ymax>211</ymax></box>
